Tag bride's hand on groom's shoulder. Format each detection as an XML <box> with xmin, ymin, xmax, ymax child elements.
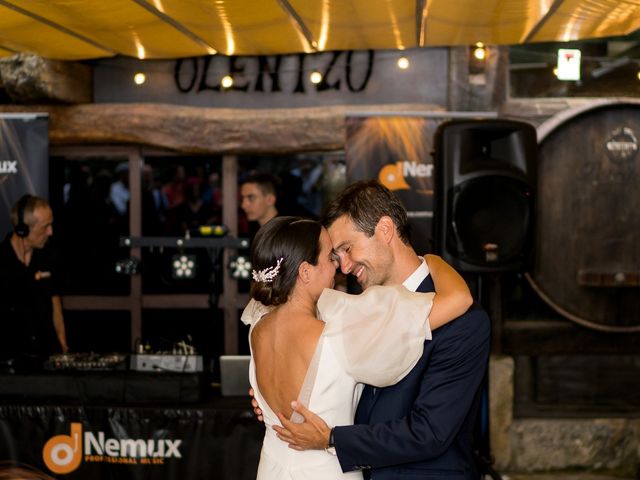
<box><xmin>272</xmin><ymin>402</ymin><xmax>331</xmax><ymax>451</ymax></box>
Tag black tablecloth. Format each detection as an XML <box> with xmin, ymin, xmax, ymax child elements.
<box><xmin>0</xmin><ymin>374</ymin><xmax>264</xmax><ymax>480</ymax></box>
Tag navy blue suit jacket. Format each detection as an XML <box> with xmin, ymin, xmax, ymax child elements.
<box><xmin>333</xmin><ymin>275</ymin><xmax>491</xmax><ymax>479</ymax></box>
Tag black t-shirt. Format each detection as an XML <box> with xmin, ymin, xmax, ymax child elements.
<box><xmin>0</xmin><ymin>234</ymin><xmax>60</xmax><ymax>359</ymax></box>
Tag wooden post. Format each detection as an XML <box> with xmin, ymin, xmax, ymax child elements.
<box><xmin>129</xmin><ymin>149</ymin><xmax>143</xmax><ymax>351</ymax></box>
<box><xmin>222</xmin><ymin>155</ymin><xmax>239</xmax><ymax>354</ymax></box>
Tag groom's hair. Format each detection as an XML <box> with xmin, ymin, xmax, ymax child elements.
<box><xmin>250</xmin><ymin>216</ymin><xmax>322</xmax><ymax>306</ymax></box>
<box><xmin>321</xmin><ymin>180</ymin><xmax>411</xmax><ymax>245</ymax></box>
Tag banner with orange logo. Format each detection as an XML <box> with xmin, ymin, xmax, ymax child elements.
<box><xmin>0</xmin><ymin>403</ymin><xmax>262</xmax><ymax>479</ymax></box>
<box><xmin>346</xmin><ymin>115</ymin><xmax>443</xmax><ymax>254</ymax></box>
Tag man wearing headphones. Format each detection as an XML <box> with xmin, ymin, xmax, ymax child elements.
<box><xmin>0</xmin><ymin>194</ymin><xmax>68</xmax><ymax>370</ymax></box>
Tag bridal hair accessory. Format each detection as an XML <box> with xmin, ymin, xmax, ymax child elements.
<box><xmin>252</xmin><ymin>257</ymin><xmax>284</xmax><ymax>283</ymax></box>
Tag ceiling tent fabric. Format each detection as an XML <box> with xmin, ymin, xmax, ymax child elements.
<box><xmin>0</xmin><ymin>0</ymin><xmax>638</xmax><ymax>60</ymax></box>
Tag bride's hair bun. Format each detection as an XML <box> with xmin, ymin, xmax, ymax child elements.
<box><xmin>250</xmin><ymin>216</ymin><xmax>322</xmax><ymax>306</ymax></box>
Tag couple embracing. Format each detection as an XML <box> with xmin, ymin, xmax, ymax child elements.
<box><xmin>241</xmin><ymin>180</ymin><xmax>491</xmax><ymax>479</ymax></box>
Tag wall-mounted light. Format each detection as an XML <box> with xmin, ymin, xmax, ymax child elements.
<box><xmin>397</xmin><ymin>56</ymin><xmax>410</xmax><ymax>70</ymax></box>
<box><xmin>221</xmin><ymin>75</ymin><xmax>234</xmax><ymax>88</ymax></box>
<box><xmin>309</xmin><ymin>71</ymin><xmax>323</xmax><ymax>84</ymax></box>
<box><xmin>469</xmin><ymin>42</ymin><xmax>487</xmax><ymax>75</ymax></box>
<box><xmin>133</xmin><ymin>72</ymin><xmax>146</xmax><ymax>85</ymax></box>
<box><xmin>472</xmin><ymin>42</ymin><xmax>486</xmax><ymax>61</ymax></box>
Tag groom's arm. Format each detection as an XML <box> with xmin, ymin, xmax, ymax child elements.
<box><xmin>334</xmin><ymin>305</ymin><xmax>489</xmax><ymax>471</ymax></box>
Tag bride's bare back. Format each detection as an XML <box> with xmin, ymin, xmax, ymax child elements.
<box><xmin>251</xmin><ymin>308</ymin><xmax>325</xmax><ymax>418</ymax></box>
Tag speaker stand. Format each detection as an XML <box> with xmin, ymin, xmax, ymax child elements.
<box><xmin>474</xmin><ymin>273</ymin><xmax>504</xmax><ymax>480</ymax></box>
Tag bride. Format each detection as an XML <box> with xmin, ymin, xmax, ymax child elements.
<box><xmin>241</xmin><ymin>216</ymin><xmax>472</xmax><ymax>479</ymax></box>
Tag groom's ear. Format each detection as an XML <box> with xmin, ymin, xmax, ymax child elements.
<box><xmin>376</xmin><ymin>216</ymin><xmax>395</xmax><ymax>244</ymax></box>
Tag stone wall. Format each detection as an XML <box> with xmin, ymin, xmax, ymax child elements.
<box><xmin>489</xmin><ymin>356</ymin><xmax>640</xmax><ymax>476</ymax></box>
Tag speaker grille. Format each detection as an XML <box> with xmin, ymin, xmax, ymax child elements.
<box><xmin>448</xmin><ymin>176</ymin><xmax>533</xmax><ymax>267</ymax></box>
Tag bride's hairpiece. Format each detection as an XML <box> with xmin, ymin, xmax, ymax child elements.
<box><xmin>252</xmin><ymin>257</ymin><xmax>284</xmax><ymax>283</ymax></box>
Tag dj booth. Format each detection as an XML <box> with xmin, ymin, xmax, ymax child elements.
<box><xmin>0</xmin><ymin>369</ymin><xmax>264</xmax><ymax>479</ymax></box>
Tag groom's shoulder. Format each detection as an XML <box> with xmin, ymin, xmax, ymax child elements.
<box><xmin>432</xmin><ymin>301</ymin><xmax>490</xmax><ymax>341</ymax></box>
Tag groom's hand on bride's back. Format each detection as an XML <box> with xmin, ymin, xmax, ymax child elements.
<box><xmin>272</xmin><ymin>401</ymin><xmax>331</xmax><ymax>451</ymax></box>
<box><xmin>248</xmin><ymin>388</ymin><xmax>264</xmax><ymax>422</ymax></box>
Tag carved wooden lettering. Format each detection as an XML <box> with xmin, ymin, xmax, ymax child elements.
<box><xmin>173</xmin><ymin>51</ymin><xmax>375</xmax><ymax>95</ymax></box>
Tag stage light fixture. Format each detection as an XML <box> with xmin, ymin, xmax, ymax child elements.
<box><xmin>172</xmin><ymin>254</ymin><xmax>197</xmax><ymax>279</ymax></box>
<box><xmin>229</xmin><ymin>255</ymin><xmax>252</xmax><ymax>280</ymax></box>
<box><xmin>115</xmin><ymin>258</ymin><xmax>141</xmax><ymax>275</ymax></box>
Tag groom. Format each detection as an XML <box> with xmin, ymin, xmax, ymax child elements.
<box><xmin>272</xmin><ymin>180</ymin><xmax>491</xmax><ymax>479</ymax></box>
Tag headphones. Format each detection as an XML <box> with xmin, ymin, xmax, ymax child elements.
<box><xmin>14</xmin><ymin>194</ymin><xmax>32</xmax><ymax>238</ymax></box>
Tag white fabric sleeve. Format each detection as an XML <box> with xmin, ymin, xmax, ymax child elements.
<box><xmin>240</xmin><ymin>299</ymin><xmax>273</xmax><ymax>326</ymax></box>
<box><xmin>317</xmin><ymin>285</ymin><xmax>434</xmax><ymax>387</ymax></box>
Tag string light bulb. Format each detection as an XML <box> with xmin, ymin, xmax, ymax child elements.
<box><xmin>221</xmin><ymin>75</ymin><xmax>234</xmax><ymax>88</ymax></box>
<box><xmin>397</xmin><ymin>56</ymin><xmax>410</xmax><ymax>70</ymax></box>
<box><xmin>309</xmin><ymin>71</ymin><xmax>323</xmax><ymax>84</ymax></box>
<box><xmin>637</xmin><ymin>71</ymin><xmax>640</xmax><ymax>81</ymax></box>
<box><xmin>133</xmin><ymin>72</ymin><xmax>146</xmax><ymax>85</ymax></box>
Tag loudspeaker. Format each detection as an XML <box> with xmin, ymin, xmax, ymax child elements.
<box><xmin>14</xmin><ymin>194</ymin><xmax>32</xmax><ymax>238</ymax></box>
<box><xmin>433</xmin><ymin>119</ymin><xmax>537</xmax><ymax>272</ymax></box>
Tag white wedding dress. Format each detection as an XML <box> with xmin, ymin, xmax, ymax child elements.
<box><xmin>241</xmin><ymin>284</ymin><xmax>435</xmax><ymax>480</ymax></box>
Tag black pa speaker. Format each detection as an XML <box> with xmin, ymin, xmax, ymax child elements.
<box><xmin>433</xmin><ymin>119</ymin><xmax>537</xmax><ymax>272</ymax></box>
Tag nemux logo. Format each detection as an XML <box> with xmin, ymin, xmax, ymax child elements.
<box><xmin>42</xmin><ymin>422</ymin><xmax>183</xmax><ymax>474</ymax></box>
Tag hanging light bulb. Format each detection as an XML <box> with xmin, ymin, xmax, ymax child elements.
<box><xmin>397</xmin><ymin>56</ymin><xmax>410</xmax><ymax>70</ymax></box>
<box><xmin>133</xmin><ymin>72</ymin><xmax>146</xmax><ymax>85</ymax></box>
<box><xmin>309</xmin><ymin>71</ymin><xmax>323</xmax><ymax>84</ymax></box>
<box><xmin>221</xmin><ymin>75</ymin><xmax>234</xmax><ymax>88</ymax></box>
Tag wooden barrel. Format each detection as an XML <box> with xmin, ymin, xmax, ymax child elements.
<box><xmin>526</xmin><ymin>100</ymin><xmax>640</xmax><ymax>332</ymax></box>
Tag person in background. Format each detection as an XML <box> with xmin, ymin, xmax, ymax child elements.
<box><xmin>162</xmin><ymin>165</ymin><xmax>187</xmax><ymax>209</ymax></box>
<box><xmin>240</xmin><ymin>173</ymin><xmax>280</xmax><ymax>229</ymax></box>
<box><xmin>0</xmin><ymin>195</ymin><xmax>68</xmax><ymax>370</ymax></box>
<box><xmin>109</xmin><ymin>162</ymin><xmax>130</xmax><ymax>216</ymax></box>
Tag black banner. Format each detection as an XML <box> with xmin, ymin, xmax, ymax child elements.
<box><xmin>0</xmin><ymin>402</ymin><xmax>263</xmax><ymax>479</ymax></box>
<box><xmin>0</xmin><ymin>113</ymin><xmax>49</xmax><ymax>239</ymax></box>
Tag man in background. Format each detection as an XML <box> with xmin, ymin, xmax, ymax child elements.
<box><xmin>0</xmin><ymin>195</ymin><xmax>68</xmax><ymax>370</ymax></box>
<box><xmin>240</xmin><ymin>173</ymin><xmax>280</xmax><ymax>229</ymax></box>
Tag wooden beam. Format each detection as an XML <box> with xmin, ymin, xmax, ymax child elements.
<box><xmin>521</xmin><ymin>0</ymin><xmax>567</xmax><ymax>44</ymax></box>
<box><xmin>0</xmin><ymin>103</ymin><xmax>443</xmax><ymax>154</ymax></box>
<box><xmin>0</xmin><ymin>54</ymin><xmax>92</xmax><ymax>104</ymax></box>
